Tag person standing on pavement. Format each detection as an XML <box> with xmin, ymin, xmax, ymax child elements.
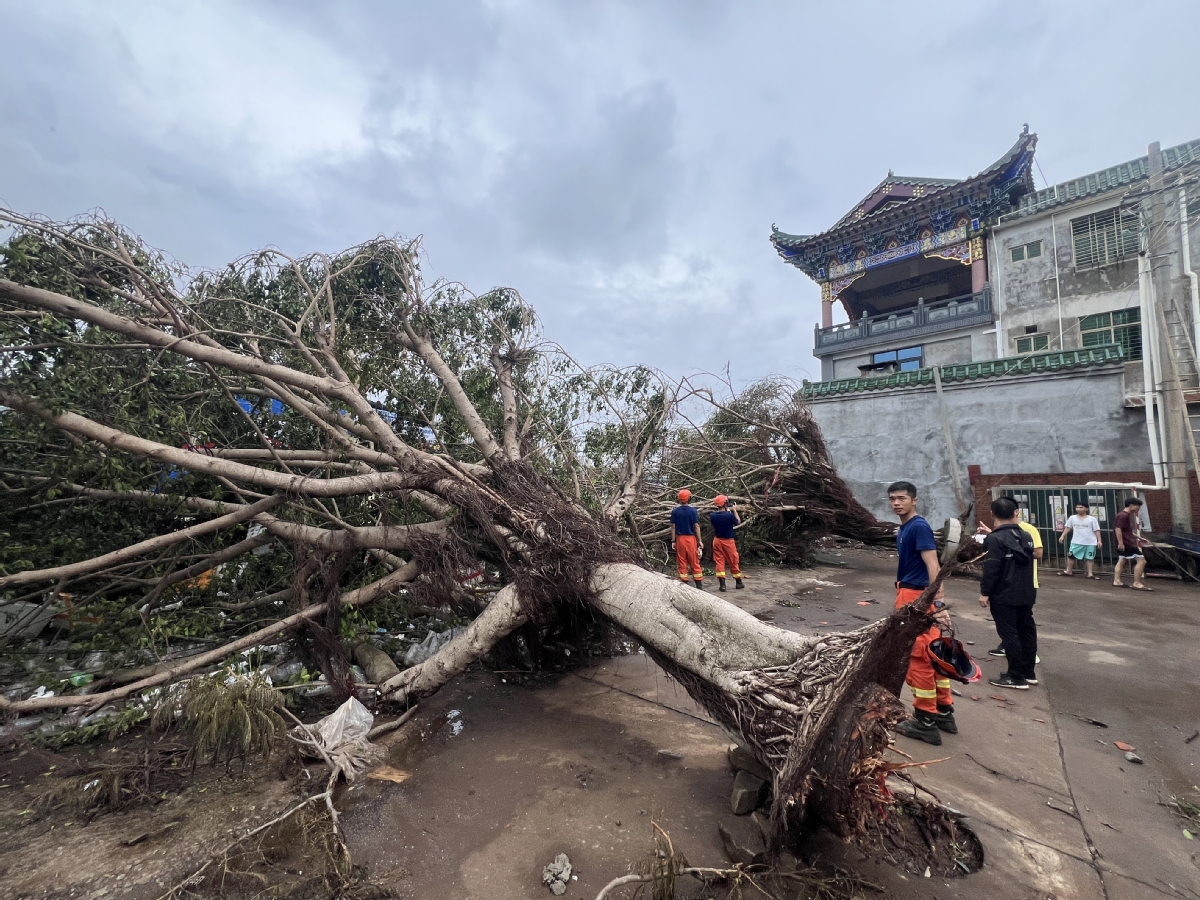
<box><xmin>1113</xmin><ymin>497</ymin><xmax>1151</xmax><ymax>591</ymax></box>
<box><xmin>708</xmin><ymin>495</ymin><xmax>744</xmax><ymax>593</ymax></box>
<box><xmin>670</xmin><ymin>489</ymin><xmax>704</xmax><ymax>589</ymax></box>
<box><xmin>979</xmin><ymin>496</ymin><xmax>1038</xmax><ymax>690</ymax></box>
<box><xmin>1060</xmin><ymin>503</ymin><xmax>1101</xmax><ymax>579</ymax></box>
<box><xmin>887</xmin><ymin>481</ymin><xmax>956</xmax><ymax>745</ymax></box>
<box><xmin>977</xmin><ymin>512</ymin><xmax>1042</xmax><ymax>660</ymax></box>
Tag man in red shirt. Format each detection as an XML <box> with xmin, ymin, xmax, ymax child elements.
<box><xmin>1113</xmin><ymin>497</ymin><xmax>1150</xmax><ymax>591</ymax></box>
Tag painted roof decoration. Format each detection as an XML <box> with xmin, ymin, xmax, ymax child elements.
<box><xmin>772</xmin><ymin>127</ymin><xmax>1038</xmax><ymax>280</ymax></box>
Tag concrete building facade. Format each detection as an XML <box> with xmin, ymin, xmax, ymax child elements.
<box><xmin>772</xmin><ymin>131</ymin><xmax>1200</xmax><ymax>548</ymax></box>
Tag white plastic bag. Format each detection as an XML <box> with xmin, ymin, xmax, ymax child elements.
<box><xmin>310</xmin><ymin>696</ymin><xmax>374</xmax><ymax>750</ymax></box>
<box><xmin>403</xmin><ymin>627</ymin><xmax>466</xmax><ymax>667</ymax></box>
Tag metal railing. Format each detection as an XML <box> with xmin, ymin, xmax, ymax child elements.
<box><xmin>815</xmin><ymin>288</ymin><xmax>993</xmax><ymax>354</ymax></box>
<box><xmin>800</xmin><ymin>344</ymin><xmax>1125</xmax><ymax>399</ymax></box>
<box><xmin>992</xmin><ymin>485</ymin><xmax>1137</xmax><ymax>574</ymax></box>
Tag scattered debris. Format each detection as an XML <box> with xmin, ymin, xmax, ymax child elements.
<box><xmin>657</xmin><ymin>749</ymin><xmax>684</xmax><ymax>760</ymax></box>
<box><xmin>1185</xmin><ymin>730</ymin><xmax>1199</xmax><ymax>744</ymax></box>
<box><xmin>120</xmin><ymin>821</ymin><xmax>181</xmax><ymax>847</ymax></box>
<box><xmin>403</xmin><ymin>627</ymin><xmax>466</xmax><ymax>667</ymax></box>
<box><xmin>1124</xmin><ymin>751</ymin><xmax>1144</xmax><ymax>764</ymax></box>
<box><xmin>1074</xmin><ymin>714</ymin><xmax>1109</xmax><ymax>728</ymax></box>
<box><xmin>970</xmin><ymin>695</ymin><xmax>981</xmax><ymax>701</ymax></box>
<box><xmin>542</xmin><ymin>853</ymin><xmax>572</xmax><ymax>895</ymax></box>
<box><xmin>1114</xmin><ymin>741</ymin><xmax>1136</xmax><ymax>752</ymax></box>
<box><xmin>290</xmin><ymin>697</ymin><xmax>379</xmax><ymax>781</ymax></box>
<box><xmin>1046</xmin><ymin>798</ymin><xmax>1078</xmax><ymax>818</ymax></box>
<box><xmin>366</xmin><ymin>765</ymin><xmax>410</xmax><ymax>784</ymax></box>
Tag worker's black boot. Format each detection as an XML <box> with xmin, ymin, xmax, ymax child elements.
<box><xmin>693</xmin><ymin>579</ymin><xmax>705</xmax><ymax>590</ymax></box>
<box><xmin>894</xmin><ymin>711</ymin><xmax>942</xmax><ymax>746</ymax></box>
<box><xmin>718</xmin><ymin>577</ymin><xmax>727</xmax><ymax>592</ymax></box>
<box><xmin>734</xmin><ymin>577</ymin><xmax>745</xmax><ymax>589</ymax></box>
<box><xmin>935</xmin><ymin>704</ymin><xmax>958</xmax><ymax>734</ymax></box>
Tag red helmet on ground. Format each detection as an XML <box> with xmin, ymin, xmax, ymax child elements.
<box><xmin>714</xmin><ymin>495</ymin><xmax>728</xmax><ymax>507</ymax></box>
<box><xmin>677</xmin><ymin>489</ymin><xmax>692</xmax><ymax>503</ymax></box>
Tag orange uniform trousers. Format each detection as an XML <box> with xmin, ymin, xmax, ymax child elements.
<box><xmin>895</xmin><ymin>586</ymin><xmax>952</xmax><ymax>715</ymax></box>
<box><xmin>712</xmin><ymin>537</ymin><xmax>742</xmax><ymax>579</ymax></box>
<box><xmin>675</xmin><ymin>534</ymin><xmax>702</xmax><ymax>581</ymax></box>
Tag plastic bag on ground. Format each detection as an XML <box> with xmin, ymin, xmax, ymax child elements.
<box><xmin>291</xmin><ymin>697</ymin><xmax>379</xmax><ymax>781</ymax></box>
<box><xmin>403</xmin><ymin>626</ymin><xmax>466</xmax><ymax>667</ymax></box>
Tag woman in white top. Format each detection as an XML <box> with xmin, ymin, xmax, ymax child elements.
<box><xmin>1059</xmin><ymin>503</ymin><xmax>1102</xmax><ymax>578</ymax></box>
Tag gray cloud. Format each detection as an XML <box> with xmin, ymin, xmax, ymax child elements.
<box><xmin>0</xmin><ymin>0</ymin><xmax>1196</xmax><ymax>385</ymax></box>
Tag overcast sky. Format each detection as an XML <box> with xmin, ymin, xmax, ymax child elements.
<box><xmin>2</xmin><ymin>1</ymin><xmax>1196</xmax><ymax>385</ymax></box>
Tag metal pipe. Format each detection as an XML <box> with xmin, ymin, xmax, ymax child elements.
<box><xmin>1050</xmin><ymin>213</ymin><xmax>1065</xmax><ymax>348</ymax></box>
<box><xmin>1181</xmin><ymin>187</ymin><xmax>1200</xmax><ymax>355</ymax></box>
<box><xmin>989</xmin><ymin>229</ymin><xmax>1004</xmax><ymax>357</ymax></box>
<box><xmin>1139</xmin><ymin>252</ymin><xmax>1166</xmax><ymax>485</ymax></box>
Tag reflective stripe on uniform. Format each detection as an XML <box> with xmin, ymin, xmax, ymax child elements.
<box><xmin>715</xmin><ymin>570</ymin><xmax>726</xmax><ymax>577</ymax></box>
<box><xmin>935</xmin><ymin>679</ymin><xmax>951</xmax><ymax>689</ymax></box>
<box><xmin>908</xmin><ymin>686</ymin><xmax>938</xmax><ymax>699</ymax></box>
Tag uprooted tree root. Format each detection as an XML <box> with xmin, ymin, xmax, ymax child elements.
<box><xmin>595</xmin><ymin>822</ymin><xmax>890</xmax><ymax>900</ymax></box>
<box><xmin>853</xmin><ymin>788</ymin><xmax>984</xmax><ymax>879</ymax></box>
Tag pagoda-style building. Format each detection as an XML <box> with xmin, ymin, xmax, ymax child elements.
<box><xmin>767</xmin><ymin>127</ymin><xmax>1200</xmax><ymax>542</ymax></box>
<box><xmin>772</xmin><ymin>128</ymin><xmax>1037</xmax><ymax>380</ymax></box>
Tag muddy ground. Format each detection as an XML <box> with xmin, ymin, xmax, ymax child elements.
<box><xmin>2</xmin><ymin>546</ymin><xmax>1198</xmax><ymax>899</ymax></box>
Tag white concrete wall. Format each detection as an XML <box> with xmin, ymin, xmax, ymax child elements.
<box><xmin>808</xmin><ymin>365</ymin><xmax>1150</xmax><ymax>526</ymax></box>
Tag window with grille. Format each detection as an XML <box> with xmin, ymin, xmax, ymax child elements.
<box><xmin>871</xmin><ymin>346</ymin><xmax>923</xmax><ymax>371</ymax></box>
<box><xmin>1009</xmin><ymin>240</ymin><xmax>1043</xmax><ymax>262</ymax></box>
<box><xmin>1071</xmin><ymin>208</ymin><xmax>1139</xmax><ymax>268</ymax></box>
<box><xmin>1079</xmin><ymin>308</ymin><xmax>1141</xmax><ymax>360</ymax></box>
<box><xmin>1016</xmin><ymin>334</ymin><xmax>1049</xmax><ymax>353</ymax></box>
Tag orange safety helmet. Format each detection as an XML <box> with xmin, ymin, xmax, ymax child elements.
<box><xmin>927</xmin><ymin>636</ymin><xmax>982</xmax><ymax>684</ymax></box>
<box><xmin>713</xmin><ymin>495</ymin><xmax>728</xmax><ymax>507</ymax></box>
<box><xmin>677</xmin><ymin>489</ymin><xmax>692</xmax><ymax>503</ymax></box>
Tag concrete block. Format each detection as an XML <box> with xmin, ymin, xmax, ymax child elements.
<box><xmin>728</xmin><ymin>743</ymin><xmax>772</xmax><ymax>782</ymax></box>
<box><xmin>731</xmin><ymin>770</ymin><xmax>768</xmax><ymax>815</ymax></box>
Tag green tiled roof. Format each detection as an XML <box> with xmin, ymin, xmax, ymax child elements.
<box><xmin>801</xmin><ymin>345</ymin><xmax>1125</xmax><ymax>400</ymax></box>
<box><xmin>1007</xmin><ymin>138</ymin><xmax>1200</xmax><ymax>219</ymax></box>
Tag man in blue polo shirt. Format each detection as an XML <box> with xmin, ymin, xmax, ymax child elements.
<box><xmin>887</xmin><ymin>480</ymin><xmax>954</xmax><ymax>746</ymax></box>
<box><xmin>670</xmin><ymin>489</ymin><xmax>704</xmax><ymax>588</ymax></box>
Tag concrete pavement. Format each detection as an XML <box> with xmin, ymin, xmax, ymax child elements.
<box><xmin>341</xmin><ymin>549</ymin><xmax>1200</xmax><ymax>899</ymax></box>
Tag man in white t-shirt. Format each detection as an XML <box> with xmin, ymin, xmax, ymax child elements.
<box><xmin>1059</xmin><ymin>503</ymin><xmax>1101</xmax><ymax>578</ymax></box>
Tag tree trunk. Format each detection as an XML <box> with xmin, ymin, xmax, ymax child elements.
<box><xmin>381</xmin><ymin>561</ymin><xmax>938</xmax><ymax>844</ymax></box>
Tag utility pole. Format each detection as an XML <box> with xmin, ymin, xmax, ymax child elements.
<box><xmin>1147</xmin><ymin>141</ymin><xmax>1193</xmax><ymax>532</ymax></box>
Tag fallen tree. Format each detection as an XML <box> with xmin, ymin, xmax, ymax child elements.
<box><xmin>628</xmin><ymin>376</ymin><xmax>897</xmax><ymax>562</ymax></box>
<box><xmin>1</xmin><ymin>211</ymin><xmax>937</xmax><ymax>846</ymax></box>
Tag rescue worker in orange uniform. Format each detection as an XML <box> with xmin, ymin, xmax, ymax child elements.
<box><xmin>886</xmin><ymin>481</ymin><xmax>956</xmax><ymax>746</ymax></box>
<box><xmin>708</xmin><ymin>495</ymin><xmax>744</xmax><ymax>592</ymax></box>
<box><xmin>670</xmin><ymin>489</ymin><xmax>704</xmax><ymax>589</ymax></box>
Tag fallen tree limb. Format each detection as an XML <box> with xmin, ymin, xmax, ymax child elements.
<box><xmin>0</xmin><ymin>494</ymin><xmax>284</xmax><ymax>587</ymax></box>
<box><xmin>0</xmin><ymin>559</ymin><xmax>420</xmax><ymax>714</ymax></box>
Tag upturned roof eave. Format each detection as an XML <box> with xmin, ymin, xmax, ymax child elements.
<box><xmin>772</xmin><ymin>129</ymin><xmax>1037</xmax><ymax>252</ymax></box>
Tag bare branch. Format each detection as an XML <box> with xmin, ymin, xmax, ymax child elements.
<box><xmin>0</xmin><ymin>494</ymin><xmax>285</xmax><ymax>587</ymax></box>
<box><xmin>0</xmin><ymin>392</ymin><xmax>425</xmax><ymax>498</ymax></box>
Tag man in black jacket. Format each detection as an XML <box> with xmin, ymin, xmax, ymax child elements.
<box><xmin>979</xmin><ymin>497</ymin><xmax>1037</xmax><ymax>690</ymax></box>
